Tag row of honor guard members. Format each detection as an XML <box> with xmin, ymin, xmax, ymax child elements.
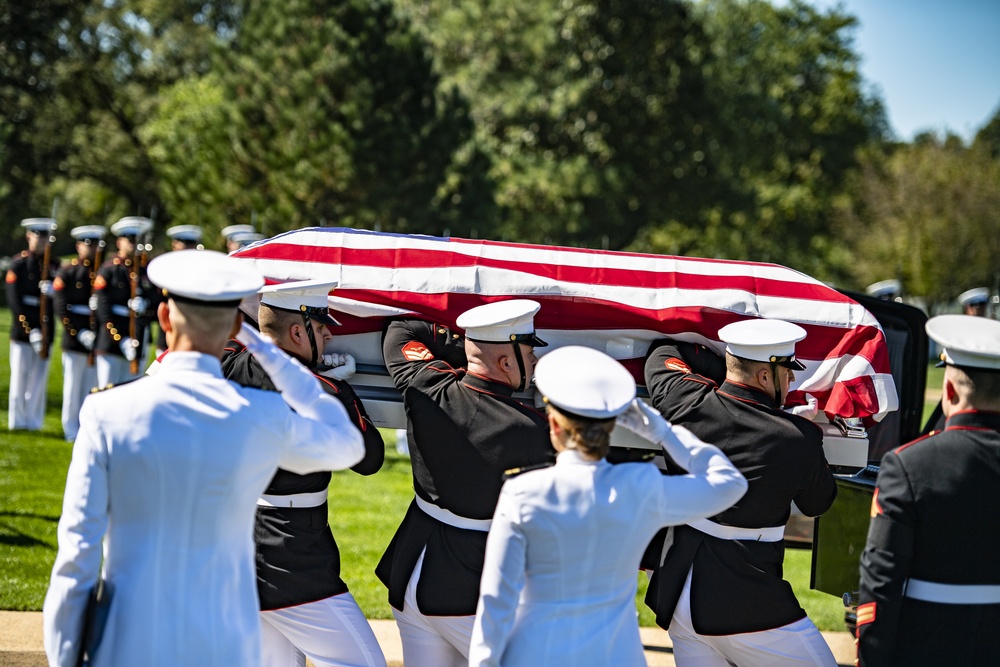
<box><xmin>6</xmin><ymin>217</ymin><xmax>265</xmax><ymax>438</ymax></box>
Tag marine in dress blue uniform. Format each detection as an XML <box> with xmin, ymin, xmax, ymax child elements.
<box><xmin>643</xmin><ymin>319</ymin><xmax>838</xmax><ymax>666</ymax></box>
<box><xmin>469</xmin><ymin>347</ymin><xmax>748</xmax><ymax>667</ymax></box>
<box><xmin>93</xmin><ymin>216</ymin><xmax>154</xmax><ymax>387</ymax></box>
<box><xmin>222</xmin><ymin>223</ymin><xmax>263</xmax><ymax>252</ymax></box>
<box><xmin>6</xmin><ymin>218</ymin><xmax>60</xmax><ymax>431</ymax></box>
<box><xmin>858</xmin><ymin>315</ymin><xmax>1000</xmax><ymax>666</ymax></box>
<box><xmin>43</xmin><ymin>250</ymin><xmax>366</xmax><ymax>667</ymax></box>
<box><xmin>376</xmin><ymin>300</ymin><xmax>554</xmax><ymax>667</ymax></box>
<box><xmin>152</xmin><ymin>225</ymin><xmax>204</xmax><ymax>354</ymax></box>
<box><xmin>221</xmin><ymin>279</ymin><xmax>387</xmax><ymax>667</ymax></box>
<box><xmin>958</xmin><ymin>286</ymin><xmax>991</xmax><ymax>318</ymax></box>
<box><xmin>52</xmin><ymin>225</ymin><xmax>106</xmax><ymax>440</ymax></box>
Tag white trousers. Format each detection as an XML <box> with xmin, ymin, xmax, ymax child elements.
<box><xmin>61</xmin><ymin>350</ymin><xmax>97</xmax><ymax>441</ymax></box>
<box><xmin>391</xmin><ymin>551</ymin><xmax>475</xmax><ymax>667</ymax></box>
<box><xmin>95</xmin><ymin>354</ymin><xmax>140</xmax><ymax>389</ymax></box>
<box><xmin>668</xmin><ymin>569</ymin><xmax>837</xmax><ymax>667</ymax></box>
<box><xmin>260</xmin><ymin>592</ymin><xmax>386</xmax><ymax>667</ymax></box>
<box><xmin>8</xmin><ymin>340</ymin><xmax>50</xmax><ymax>431</ymax></box>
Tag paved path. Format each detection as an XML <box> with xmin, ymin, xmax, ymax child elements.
<box><xmin>0</xmin><ymin>610</ymin><xmax>856</xmax><ymax>666</ymax></box>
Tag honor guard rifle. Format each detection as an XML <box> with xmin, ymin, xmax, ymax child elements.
<box><xmin>39</xmin><ymin>230</ymin><xmax>55</xmax><ymax>360</ymax></box>
<box><xmin>87</xmin><ymin>237</ymin><xmax>106</xmax><ymax>366</ymax></box>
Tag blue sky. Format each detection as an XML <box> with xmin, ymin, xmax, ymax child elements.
<box><xmin>799</xmin><ymin>0</ymin><xmax>1000</xmax><ymax>142</ymax></box>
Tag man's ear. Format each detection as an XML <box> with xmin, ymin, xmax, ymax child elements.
<box><xmin>943</xmin><ymin>377</ymin><xmax>958</xmax><ymax>405</ymax></box>
<box><xmin>497</xmin><ymin>352</ymin><xmax>513</xmax><ymax>372</ymax></box>
<box><xmin>755</xmin><ymin>366</ymin><xmax>770</xmax><ymax>388</ymax></box>
<box><xmin>157</xmin><ymin>301</ymin><xmax>172</xmax><ymax>332</ymax></box>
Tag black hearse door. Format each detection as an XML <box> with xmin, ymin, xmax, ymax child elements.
<box><xmin>811</xmin><ymin>290</ymin><xmax>930</xmax><ymax>629</ymax></box>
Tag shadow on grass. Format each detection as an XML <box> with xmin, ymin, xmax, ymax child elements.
<box><xmin>0</xmin><ymin>513</ymin><xmax>59</xmax><ymax>550</ymax></box>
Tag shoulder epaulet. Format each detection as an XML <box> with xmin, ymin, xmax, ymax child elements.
<box><xmin>90</xmin><ymin>376</ymin><xmax>142</xmax><ymax>393</ymax></box>
<box><xmin>503</xmin><ymin>461</ymin><xmax>553</xmax><ymax>481</ymax></box>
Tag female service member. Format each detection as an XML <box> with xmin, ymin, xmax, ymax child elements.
<box><xmin>469</xmin><ymin>346</ymin><xmax>748</xmax><ymax>667</ymax></box>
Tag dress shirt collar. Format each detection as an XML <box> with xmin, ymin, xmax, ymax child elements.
<box><xmin>157</xmin><ymin>351</ymin><xmax>225</xmax><ymax>379</ymax></box>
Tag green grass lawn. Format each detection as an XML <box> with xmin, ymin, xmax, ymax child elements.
<box><xmin>0</xmin><ymin>307</ymin><xmax>941</xmax><ymax>630</ymax></box>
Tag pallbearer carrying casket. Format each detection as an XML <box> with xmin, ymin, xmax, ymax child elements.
<box><xmin>858</xmin><ymin>315</ymin><xmax>1000</xmax><ymax>666</ymax></box>
<box><xmin>376</xmin><ymin>300</ymin><xmax>554</xmax><ymax>666</ymax></box>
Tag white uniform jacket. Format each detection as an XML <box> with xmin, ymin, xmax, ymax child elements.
<box><xmin>470</xmin><ymin>448</ymin><xmax>747</xmax><ymax>667</ymax></box>
<box><xmin>43</xmin><ymin>352</ymin><xmax>364</xmax><ymax>667</ymax></box>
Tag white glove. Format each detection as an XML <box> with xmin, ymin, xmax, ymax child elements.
<box><xmin>128</xmin><ymin>296</ymin><xmax>148</xmax><ymax>314</ymax></box>
<box><xmin>119</xmin><ymin>336</ymin><xmax>137</xmax><ymax>361</ymax></box>
<box><xmin>29</xmin><ymin>329</ymin><xmax>43</xmax><ymax>354</ymax></box>
<box><xmin>319</xmin><ymin>353</ymin><xmax>356</xmax><ymax>380</ymax></box>
<box><xmin>88</xmin><ymin>294</ymin><xmax>98</xmax><ymax>311</ymax></box>
<box><xmin>785</xmin><ymin>393</ymin><xmax>819</xmax><ymax>420</ymax></box>
<box><xmin>616</xmin><ymin>399</ymin><xmax>716</xmax><ymax>472</ymax></box>
<box><xmin>237</xmin><ymin>323</ymin><xmax>330</xmax><ymax>420</ymax></box>
<box><xmin>77</xmin><ymin>329</ymin><xmax>96</xmax><ymax>351</ymax></box>
<box><xmin>38</xmin><ymin>280</ymin><xmax>53</xmax><ymax>296</ymax></box>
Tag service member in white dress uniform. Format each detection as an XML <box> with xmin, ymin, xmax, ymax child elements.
<box><xmin>42</xmin><ymin>250</ymin><xmax>365</xmax><ymax>667</ymax></box>
<box><xmin>469</xmin><ymin>346</ymin><xmax>748</xmax><ymax>667</ymax></box>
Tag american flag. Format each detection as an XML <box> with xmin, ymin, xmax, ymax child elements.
<box><xmin>231</xmin><ymin>227</ymin><xmax>897</xmax><ymax>422</ymax></box>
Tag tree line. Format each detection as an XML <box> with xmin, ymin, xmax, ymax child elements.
<box><xmin>2</xmin><ymin>0</ymin><xmax>998</xmax><ymax>306</ymax></box>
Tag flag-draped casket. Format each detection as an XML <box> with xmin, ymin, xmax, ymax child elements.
<box><xmin>231</xmin><ymin>227</ymin><xmax>897</xmax><ymax>424</ymax></box>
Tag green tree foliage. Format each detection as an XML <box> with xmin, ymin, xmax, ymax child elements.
<box><xmin>147</xmin><ymin>0</ymin><xmax>476</xmax><ymax>238</ymax></box>
<box><xmin>633</xmin><ymin>0</ymin><xmax>886</xmax><ymax>280</ymax></box>
<box><xmin>399</xmin><ymin>0</ymin><xmax>723</xmax><ymax>248</ymax></box>
<box><xmin>0</xmin><ymin>0</ymin><xmax>244</xmax><ymax>251</ymax></box>
<box><xmin>973</xmin><ymin>105</ymin><xmax>1000</xmax><ymax>159</ymax></box>
<box><xmin>837</xmin><ymin>135</ymin><xmax>1000</xmax><ymax>307</ymax></box>
<box><xmin>0</xmin><ymin>0</ymin><xmax>82</xmax><ymax>243</ymax></box>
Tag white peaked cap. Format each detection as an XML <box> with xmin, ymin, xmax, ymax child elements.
<box><xmin>111</xmin><ymin>216</ymin><xmax>153</xmax><ymax>238</ymax></box>
<box><xmin>866</xmin><ymin>279</ymin><xmax>901</xmax><ymax>298</ymax></box>
<box><xmin>166</xmin><ymin>225</ymin><xmax>203</xmax><ymax>242</ymax></box>
<box><xmin>70</xmin><ymin>225</ymin><xmax>107</xmax><ymax>241</ymax></box>
<box><xmin>958</xmin><ymin>287</ymin><xmax>990</xmax><ymax>307</ymax></box>
<box><xmin>230</xmin><ymin>230</ymin><xmax>264</xmax><ymax>247</ymax></box>
<box><xmin>718</xmin><ymin>319</ymin><xmax>807</xmax><ymax>370</ymax></box>
<box><xmin>455</xmin><ymin>299</ymin><xmax>547</xmax><ymax>346</ymax></box>
<box><xmin>534</xmin><ymin>346</ymin><xmax>636</xmax><ymax>419</ymax></box>
<box><xmin>221</xmin><ymin>224</ymin><xmax>255</xmax><ymax>240</ymax></box>
<box><xmin>927</xmin><ymin>315</ymin><xmax>1000</xmax><ymax>371</ymax></box>
<box><xmin>21</xmin><ymin>218</ymin><xmax>57</xmax><ymax>233</ymax></box>
<box><xmin>147</xmin><ymin>250</ymin><xmax>264</xmax><ymax>305</ymax></box>
<box><xmin>259</xmin><ymin>279</ymin><xmax>340</xmax><ymax>326</ymax></box>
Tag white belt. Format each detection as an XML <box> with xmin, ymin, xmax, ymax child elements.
<box><xmin>111</xmin><ymin>305</ymin><xmax>130</xmax><ymax>317</ymax></box>
<box><xmin>904</xmin><ymin>579</ymin><xmax>1000</xmax><ymax>605</ymax></box>
<box><xmin>67</xmin><ymin>304</ymin><xmax>92</xmax><ymax>315</ymax></box>
<box><xmin>687</xmin><ymin>517</ymin><xmax>785</xmax><ymax>542</ymax></box>
<box><xmin>256</xmin><ymin>490</ymin><xmax>329</xmax><ymax>508</ymax></box>
<box><xmin>22</xmin><ymin>296</ymin><xmax>40</xmax><ymax>306</ymax></box>
<box><xmin>414</xmin><ymin>495</ymin><xmax>492</xmax><ymax>532</ymax></box>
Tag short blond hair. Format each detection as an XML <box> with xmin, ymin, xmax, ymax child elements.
<box><xmin>549</xmin><ymin>406</ymin><xmax>616</xmax><ymax>459</ymax></box>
